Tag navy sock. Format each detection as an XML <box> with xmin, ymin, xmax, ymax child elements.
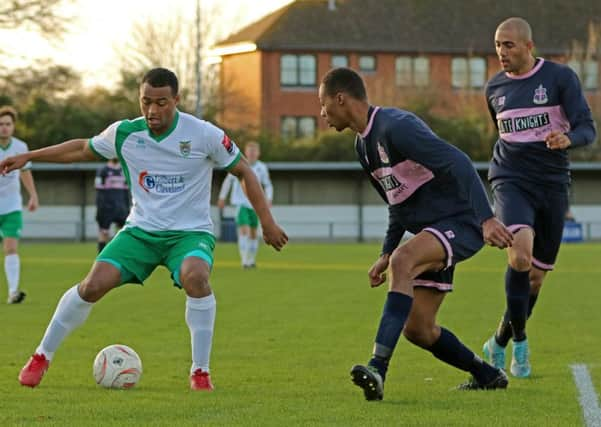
<box><xmin>429</xmin><ymin>327</ymin><xmax>478</xmax><ymax>372</ymax></box>
<box><xmin>429</xmin><ymin>328</ymin><xmax>499</xmax><ymax>383</ymax></box>
<box><xmin>505</xmin><ymin>266</ymin><xmax>530</xmax><ymax>342</ymax></box>
<box><xmin>368</xmin><ymin>292</ymin><xmax>413</xmax><ymax>379</ymax></box>
<box><xmin>496</xmin><ymin>291</ymin><xmax>539</xmax><ymax>346</ymax></box>
<box><xmin>98</xmin><ymin>241</ymin><xmax>107</xmax><ymax>253</ymax></box>
<box><xmin>495</xmin><ymin>311</ymin><xmax>512</xmax><ymax>347</ymax></box>
<box><xmin>527</xmin><ymin>293</ymin><xmax>539</xmax><ymax>318</ymax></box>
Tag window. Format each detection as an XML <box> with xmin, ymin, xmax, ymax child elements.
<box><xmin>331</xmin><ymin>55</ymin><xmax>348</xmax><ymax>68</ymax></box>
<box><xmin>280</xmin><ymin>116</ymin><xmax>316</xmax><ymax>140</ymax></box>
<box><xmin>584</xmin><ymin>60</ymin><xmax>599</xmax><ymax>90</ymax></box>
<box><xmin>395</xmin><ymin>56</ymin><xmax>430</xmax><ymax>87</ymax></box>
<box><xmin>359</xmin><ymin>55</ymin><xmax>376</xmax><ymax>72</ymax></box>
<box><xmin>452</xmin><ymin>57</ymin><xmax>486</xmax><ymax>88</ymax></box>
<box><xmin>568</xmin><ymin>59</ymin><xmax>598</xmax><ymax>90</ymax></box>
<box><xmin>280</xmin><ymin>54</ymin><xmax>317</xmax><ymax>87</ymax></box>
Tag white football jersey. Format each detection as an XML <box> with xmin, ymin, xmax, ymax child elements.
<box><xmin>89</xmin><ymin>111</ymin><xmax>240</xmax><ymax>232</ymax></box>
<box><xmin>218</xmin><ymin>161</ymin><xmax>273</xmax><ymax>209</ymax></box>
<box><xmin>0</xmin><ymin>137</ymin><xmax>32</xmax><ymax>215</ymax></box>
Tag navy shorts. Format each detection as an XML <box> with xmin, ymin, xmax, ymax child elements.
<box><xmin>413</xmin><ymin>213</ymin><xmax>484</xmax><ymax>293</ymax></box>
<box><xmin>96</xmin><ymin>207</ymin><xmax>128</xmax><ymax>231</ymax></box>
<box><xmin>492</xmin><ymin>180</ymin><xmax>568</xmax><ymax>271</ymax></box>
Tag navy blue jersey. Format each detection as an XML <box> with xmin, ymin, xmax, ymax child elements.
<box><xmin>95</xmin><ymin>164</ymin><xmax>130</xmax><ymax>211</ymax></box>
<box><xmin>486</xmin><ymin>58</ymin><xmax>596</xmax><ymax>187</ymax></box>
<box><xmin>355</xmin><ymin>106</ymin><xmax>493</xmax><ymax>255</ymax></box>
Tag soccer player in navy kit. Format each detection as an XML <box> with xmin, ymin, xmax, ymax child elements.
<box><xmin>95</xmin><ymin>158</ymin><xmax>130</xmax><ymax>253</ymax></box>
<box><xmin>481</xmin><ymin>17</ymin><xmax>596</xmax><ymax>378</ymax></box>
<box><xmin>319</xmin><ymin>68</ymin><xmax>514</xmax><ymax>400</ymax></box>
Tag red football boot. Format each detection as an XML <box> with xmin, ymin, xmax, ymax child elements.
<box><xmin>190</xmin><ymin>369</ymin><xmax>214</xmax><ymax>391</ymax></box>
<box><xmin>19</xmin><ymin>353</ymin><xmax>50</xmax><ymax>388</ymax></box>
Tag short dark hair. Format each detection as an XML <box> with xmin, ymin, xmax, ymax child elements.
<box><xmin>142</xmin><ymin>68</ymin><xmax>179</xmax><ymax>96</ymax></box>
<box><xmin>0</xmin><ymin>105</ymin><xmax>18</xmax><ymax>123</ymax></box>
<box><xmin>321</xmin><ymin>68</ymin><xmax>367</xmax><ymax>101</ymax></box>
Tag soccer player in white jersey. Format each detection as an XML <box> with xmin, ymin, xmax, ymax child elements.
<box><xmin>0</xmin><ymin>68</ymin><xmax>288</xmax><ymax>390</ymax></box>
<box><xmin>218</xmin><ymin>142</ymin><xmax>273</xmax><ymax>268</ymax></box>
<box><xmin>0</xmin><ymin>106</ymin><xmax>39</xmax><ymax>304</ymax></box>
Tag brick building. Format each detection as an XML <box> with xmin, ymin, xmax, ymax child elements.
<box><xmin>211</xmin><ymin>0</ymin><xmax>601</xmax><ymax>139</ymax></box>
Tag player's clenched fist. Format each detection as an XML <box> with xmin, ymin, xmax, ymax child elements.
<box><xmin>368</xmin><ymin>254</ymin><xmax>389</xmax><ymax>287</ymax></box>
<box><xmin>482</xmin><ymin>217</ymin><xmax>513</xmax><ymax>249</ymax></box>
<box><xmin>262</xmin><ymin>223</ymin><xmax>288</xmax><ymax>251</ymax></box>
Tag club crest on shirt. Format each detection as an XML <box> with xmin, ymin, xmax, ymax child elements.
<box><xmin>179</xmin><ymin>140</ymin><xmax>191</xmax><ymax>157</ymax></box>
<box><xmin>533</xmin><ymin>84</ymin><xmax>548</xmax><ymax>105</ymax></box>
<box><xmin>377</xmin><ymin>141</ymin><xmax>389</xmax><ymax>164</ymax></box>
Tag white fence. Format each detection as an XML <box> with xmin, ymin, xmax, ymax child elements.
<box><xmin>19</xmin><ymin>204</ymin><xmax>601</xmax><ymax>241</ymax></box>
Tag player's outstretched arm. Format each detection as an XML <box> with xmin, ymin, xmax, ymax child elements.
<box><xmin>229</xmin><ymin>158</ymin><xmax>288</xmax><ymax>251</ymax></box>
<box><xmin>0</xmin><ymin>139</ymin><xmax>96</xmax><ymax>174</ymax></box>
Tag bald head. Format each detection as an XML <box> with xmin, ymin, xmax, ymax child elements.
<box><xmin>497</xmin><ymin>17</ymin><xmax>532</xmax><ymax>43</ymax></box>
<box><xmin>494</xmin><ymin>16</ymin><xmax>536</xmax><ymax>75</ymax></box>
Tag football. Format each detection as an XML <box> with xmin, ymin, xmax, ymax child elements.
<box><xmin>93</xmin><ymin>344</ymin><xmax>143</xmax><ymax>389</ymax></box>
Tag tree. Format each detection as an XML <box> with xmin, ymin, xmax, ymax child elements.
<box><xmin>115</xmin><ymin>2</ymin><xmax>250</xmax><ymax>122</ymax></box>
<box><xmin>0</xmin><ymin>0</ymin><xmax>72</xmax><ymax>37</ymax></box>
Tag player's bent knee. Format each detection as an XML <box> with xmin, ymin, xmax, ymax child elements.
<box><xmin>180</xmin><ymin>268</ymin><xmax>211</xmax><ymax>297</ymax></box>
<box><xmin>389</xmin><ymin>248</ymin><xmax>414</xmax><ymax>278</ymax></box>
<box><xmin>79</xmin><ymin>263</ymin><xmax>121</xmax><ymax>302</ymax></box>
<box><xmin>508</xmin><ymin>252</ymin><xmax>532</xmax><ymax>271</ymax></box>
<box><xmin>79</xmin><ymin>278</ymin><xmax>115</xmax><ymax>302</ymax></box>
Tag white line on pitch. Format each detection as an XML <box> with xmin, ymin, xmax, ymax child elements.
<box><xmin>571</xmin><ymin>364</ymin><xmax>601</xmax><ymax>427</ymax></box>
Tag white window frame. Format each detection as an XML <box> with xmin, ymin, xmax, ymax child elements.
<box><xmin>280</xmin><ymin>54</ymin><xmax>317</xmax><ymax>87</ymax></box>
<box><xmin>395</xmin><ymin>56</ymin><xmax>430</xmax><ymax>87</ymax></box>
<box><xmin>452</xmin><ymin>56</ymin><xmax>486</xmax><ymax>88</ymax></box>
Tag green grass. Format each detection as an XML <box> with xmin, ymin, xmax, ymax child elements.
<box><xmin>1</xmin><ymin>242</ymin><xmax>599</xmax><ymax>426</ymax></box>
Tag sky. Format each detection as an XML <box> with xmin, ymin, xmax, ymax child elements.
<box><xmin>1</xmin><ymin>0</ymin><xmax>293</xmax><ymax>88</ymax></box>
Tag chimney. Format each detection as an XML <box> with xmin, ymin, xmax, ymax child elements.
<box><xmin>328</xmin><ymin>0</ymin><xmax>336</xmax><ymax>11</ymax></box>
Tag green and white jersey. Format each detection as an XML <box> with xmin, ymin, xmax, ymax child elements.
<box><xmin>218</xmin><ymin>160</ymin><xmax>273</xmax><ymax>209</ymax></box>
<box><xmin>0</xmin><ymin>137</ymin><xmax>32</xmax><ymax>215</ymax></box>
<box><xmin>89</xmin><ymin>111</ymin><xmax>241</xmax><ymax>233</ymax></box>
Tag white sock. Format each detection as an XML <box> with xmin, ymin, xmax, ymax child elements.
<box><xmin>238</xmin><ymin>235</ymin><xmax>248</xmax><ymax>265</ymax></box>
<box><xmin>248</xmin><ymin>238</ymin><xmax>259</xmax><ymax>265</ymax></box>
<box><xmin>186</xmin><ymin>293</ymin><xmax>216</xmax><ymax>373</ymax></box>
<box><xmin>5</xmin><ymin>254</ymin><xmax>20</xmax><ymax>295</ymax></box>
<box><xmin>35</xmin><ymin>285</ymin><xmax>93</xmax><ymax>360</ymax></box>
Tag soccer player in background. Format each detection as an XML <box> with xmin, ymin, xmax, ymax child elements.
<box><xmin>218</xmin><ymin>142</ymin><xmax>273</xmax><ymax>268</ymax></box>
<box><xmin>0</xmin><ymin>106</ymin><xmax>39</xmax><ymax>304</ymax></box>
<box><xmin>95</xmin><ymin>158</ymin><xmax>130</xmax><ymax>253</ymax></box>
<box><xmin>1</xmin><ymin>68</ymin><xmax>288</xmax><ymax>390</ymax></box>
<box><xmin>318</xmin><ymin>68</ymin><xmax>514</xmax><ymax>401</ymax></box>
<box><xmin>481</xmin><ymin>17</ymin><xmax>596</xmax><ymax>378</ymax></box>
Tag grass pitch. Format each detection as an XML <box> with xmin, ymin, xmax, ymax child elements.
<box><xmin>1</xmin><ymin>241</ymin><xmax>599</xmax><ymax>426</ymax></box>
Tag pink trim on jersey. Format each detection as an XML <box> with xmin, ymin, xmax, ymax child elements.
<box><xmin>505</xmin><ymin>58</ymin><xmax>545</xmax><ymax>80</ymax></box>
<box><xmin>507</xmin><ymin>224</ymin><xmax>532</xmax><ymax>234</ymax></box>
<box><xmin>96</xmin><ymin>176</ymin><xmax>128</xmax><ymax>190</ymax></box>
<box><xmin>532</xmin><ymin>257</ymin><xmax>554</xmax><ymax>271</ymax></box>
<box><xmin>371</xmin><ymin>160</ymin><xmax>434</xmax><ymax>205</ymax></box>
<box><xmin>413</xmin><ymin>279</ymin><xmax>453</xmax><ymax>292</ymax></box>
<box><xmin>423</xmin><ymin>227</ymin><xmax>453</xmax><ymax>268</ymax></box>
<box><xmin>496</xmin><ymin>105</ymin><xmax>571</xmax><ymax>143</ymax></box>
<box><xmin>360</xmin><ymin>107</ymin><xmax>380</xmax><ymax>138</ymax></box>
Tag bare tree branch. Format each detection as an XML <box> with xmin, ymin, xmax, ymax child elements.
<box><xmin>0</xmin><ymin>0</ymin><xmax>72</xmax><ymax>37</ymax></box>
